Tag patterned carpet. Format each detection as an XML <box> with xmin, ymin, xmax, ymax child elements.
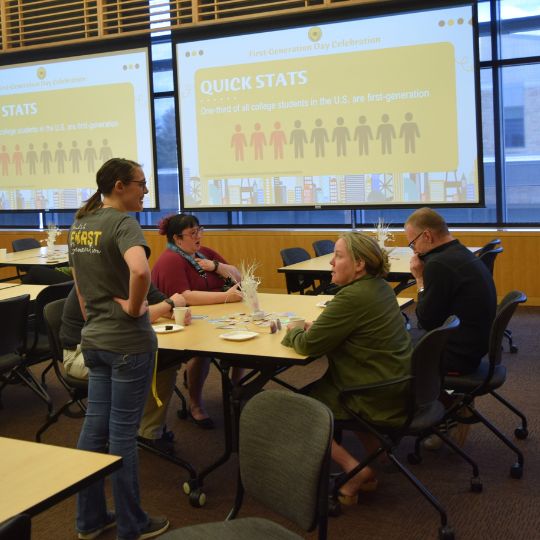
<box><xmin>1</xmin><ymin>304</ymin><xmax>538</xmax><ymax>540</ymax></box>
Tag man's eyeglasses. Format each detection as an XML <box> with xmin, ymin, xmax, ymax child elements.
<box><xmin>182</xmin><ymin>227</ymin><xmax>204</xmax><ymax>239</ymax></box>
<box><xmin>408</xmin><ymin>230</ymin><xmax>426</xmax><ymax>250</ymax></box>
<box><xmin>130</xmin><ymin>180</ymin><xmax>147</xmax><ymax>189</ymax></box>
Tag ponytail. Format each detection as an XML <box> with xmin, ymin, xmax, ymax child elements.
<box><xmin>76</xmin><ymin>191</ymin><xmax>103</xmax><ymax>219</ymax></box>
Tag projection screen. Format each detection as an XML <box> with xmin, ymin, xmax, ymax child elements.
<box><xmin>175</xmin><ymin>1</ymin><xmax>482</xmax><ymax>210</ymax></box>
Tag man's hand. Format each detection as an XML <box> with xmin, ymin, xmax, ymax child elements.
<box><xmin>409</xmin><ymin>253</ymin><xmax>425</xmax><ymax>283</ymax></box>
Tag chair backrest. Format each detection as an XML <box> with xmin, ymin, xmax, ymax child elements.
<box><xmin>280</xmin><ymin>247</ymin><xmax>315</xmax><ymax>294</ymax></box>
<box><xmin>0</xmin><ymin>513</ymin><xmax>31</xmax><ymax>540</ymax></box>
<box><xmin>478</xmin><ymin>246</ymin><xmax>503</xmax><ymax>275</ymax></box>
<box><xmin>239</xmin><ymin>390</ymin><xmax>333</xmax><ymax>535</ymax></box>
<box><xmin>475</xmin><ymin>238</ymin><xmax>501</xmax><ymax>258</ymax></box>
<box><xmin>489</xmin><ymin>291</ymin><xmax>527</xmax><ymax>368</ymax></box>
<box><xmin>0</xmin><ymin>294</ymin><xmax>30</xmax><ymax>358</ymax></box>
<box><xmin>43</xmin><ymin>298</ymin><xmax>66</xmax><ymax>365</ymax></box>
<box><xmin>412</xmin><ymin>316</ymin><xmax>460</xmax><ymax>409</ymax></box>
<box><xmin>312</xmin><ymin>239</ymin><xmax>335</xmax><ymax>257</ymax></box>
<box><xmin>29</xmin><ymin>281</ymin><xmax>74</xmax><ymax>353</ymax></box>
<box><xmin>12</xmin><ymin>238</ymin><xmax>40</xmax><ymax>252</ymax></box>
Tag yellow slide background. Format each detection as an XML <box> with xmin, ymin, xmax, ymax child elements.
<box><xmin>0</xmin><ymin>84</ymin><xmax>136</xmax><ymax>189</ymax></box>
<box><xmin>195</xmin><ymin>43</ymin><xmax>457</xmax><ymax>178</ymax></box>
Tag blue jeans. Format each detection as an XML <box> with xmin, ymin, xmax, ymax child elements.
<box><xmin>76</xmin><ymin>349</ymin><xmax>155</xmax><ymax>540</ymax></box>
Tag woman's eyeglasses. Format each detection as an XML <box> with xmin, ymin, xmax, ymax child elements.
<box><xmin>130</xmin><ymin>180</ymin><xmax>147</xmax><ymax>189</ymax></box>
<box><xmin>182</xmin><ymin>227</ymin><xmax>204</xmax><ymax>239</ymax></box>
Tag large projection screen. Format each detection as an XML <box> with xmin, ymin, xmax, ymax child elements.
<box><xmin>0</xmin><ymin>44</ymin><xmax>157</xmax><ymax>211</ymax></box>
<box><xmin>175</xmin><ymin>1</ymin><xmax>482</xmax><ymax>210</ymax></box>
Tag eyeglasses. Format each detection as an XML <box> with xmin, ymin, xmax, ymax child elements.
<box><xmin>130</xmin><ymin>180</ymin><xmax>147</xmax><ymax>189</ymax></box>
<box><xmin>182</xmin><ymin>226</ymin><xmax>204</xmax><ymax>239</ymax></box>
<box><xmin>408</xmin><ymin>230</ymin><xmax>426</xmax><ymax>250</ymax></box>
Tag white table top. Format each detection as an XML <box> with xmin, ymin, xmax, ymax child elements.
<box><xmin>156</xmin><ymin>293</ymin><xmax>412</xmax><ymax>362</ymax></box>
<box><xmin>0</xmin><ymin>283</ymin><xmax>48</xmax><ymax>301</ymax></box>
<box><xmin>0</xmin><ymin>245</ymin><xmax>68</xmax><ymax>267</ymax></box>
<box><xmin>0</xmin><ymin>437</ymin><xmax>121</xmax><ymax>523</ymax></box>
<box><xmin>278</xmin><ymin>246</ymin><xmax>414</xmax><ymax>276</ymax></box>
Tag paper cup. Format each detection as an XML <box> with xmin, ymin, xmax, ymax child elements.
<box><xmin>0</xmin><ymin>248</ymin><xmax>6</xmax><ymax>258</ymax></box>
<box><xmin>173</xmin><ymin>307</ymin><xmax>188</xmax><ymax>325</ymax></box>
<box><xmin>288</xmin><ymin>317</ymin><xmax>305</xmax><ymax>329</ymax></box>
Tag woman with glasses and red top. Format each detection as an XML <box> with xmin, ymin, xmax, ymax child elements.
<box><xmin>152</xmin><ymin>213</ymin><xmax>242</xmax><ymax>428</ymax></box>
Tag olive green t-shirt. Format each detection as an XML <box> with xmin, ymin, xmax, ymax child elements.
<box><xmin>68</xmin><ymin>207</ymin><xmax>157</xmax><ymax>354</ymax></box>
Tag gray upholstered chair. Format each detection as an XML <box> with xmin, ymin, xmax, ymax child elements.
<box><xmin>160</xmin><ymin>390</ymin><xmax>333</xmax><ymax>540</ymax></box>
<box><xmin>36</xmin><ymin>298</ymin><xmax>87</xmax><ymax>442</ymax></box>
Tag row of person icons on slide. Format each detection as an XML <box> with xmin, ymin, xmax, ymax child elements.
<box><xmin>230</xmin><ymin>113</ymin><xmax>421</xmax><ymax>161</ymax></box>
<box><xmin>0</xmin><ymin>139</ymin><xmax>113</xmax><ymax>176</ymax></box>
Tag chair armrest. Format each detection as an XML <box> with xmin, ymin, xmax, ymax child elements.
<box><xmin>340</xmin><ymin>375</ymin><xmax>414</xmax><ymax>397</ymax></box>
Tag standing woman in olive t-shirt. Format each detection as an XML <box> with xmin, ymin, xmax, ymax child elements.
<box><xmin>68</xmin><ymin>158</ymin><xmax>169</xmax><ymax>540</ymax></box>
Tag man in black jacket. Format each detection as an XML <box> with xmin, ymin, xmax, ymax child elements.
<box><xmin>405</xmin><ymin>207</ymin><xmax>497</xmax><ymax>449</ymax></box>
<box><xmin>405</xmin><ymin>207</ymin><xmax>497</xmax><ymax>375</ymax></box>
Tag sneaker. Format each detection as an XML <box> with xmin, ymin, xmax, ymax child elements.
<box><xmin>139</xmin><ymin>516</ymin><xmax>170</xmax><ymax>540</ymax></box>
<box><xmin>78</xmin><ymin>512</ymin><xmax>116</xmax><ymax>540</ymax></box>
<box><xmin>422</xmin><ymin>419</ymin><xmax>458</xmax><ymax>451</ymax></box>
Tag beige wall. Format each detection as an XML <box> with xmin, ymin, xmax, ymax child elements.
<box><xmin>2</xmin><ymin>229</ymin><xmax>538</xmax><ymax>305</ymax></box>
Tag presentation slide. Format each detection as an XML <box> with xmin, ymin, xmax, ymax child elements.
<box><xmin>0</xmin><ymin>47</ymin><xmax>156</xmax><ymax>210</ymax></box>
<box><xmin>176</xmin><ymin>3</ymin><xmax>480</xmax><ymax>209</ymax></box>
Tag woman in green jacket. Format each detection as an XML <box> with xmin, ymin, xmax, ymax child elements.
<box><xmin>282</xmin><ymin>232</ymin><xmax>412</xmax><ymax>504</ymax></box>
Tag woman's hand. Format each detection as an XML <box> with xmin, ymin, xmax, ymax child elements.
<box><xmin>225</xmin><ymin>283</ymin><xmax>243</xmax><ymax>303</ymax></box>
<box><xmin>194</xmin><ymin>258</ymin><xmax>215</xmax><ymax>272</ymax></box>
<box><xmin>114</xmin><ymin>296</ymin><xmax>149</xmax><ymax>317</ymax></box>
<box><xmin>286</xmin><ymin>320</ymin><xmax>312</xmax><ymax>332</ymax></box>
<box><xmin>170</xmin><ymin>292</ymin><xmax>187</xmax><ymax>307</ymax></box>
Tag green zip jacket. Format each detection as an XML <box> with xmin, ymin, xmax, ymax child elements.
<box><xmin>282</xmin><ymin>275</ymin><xmax>412</xmax><ymax>425</ymax></box>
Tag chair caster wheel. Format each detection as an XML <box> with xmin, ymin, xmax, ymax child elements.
<box><xmin>510</xmin><ymin>345</ymin><xmax>518</xmax><ymax>354</ymax></box>
<box><xmin>177</xmin><ymin>408</ymin><xmax>188</xmax><ymax>420</ymax></box>
<box><xmin>407</xmin><ymin>452</ymin><xmax>422</xmax><ymax>465</ymax></box>
<box><xmin>328</xmin><ymin>497</ymin><xmax>341</xmax><ymax>518</ymax></box>
<box><xmin>439</xmin><ymin>526</ymin><xmax>455</xmax><ymax>540</ymax></box>
<box><xmin>470</xmin><ymin>477</ymin><xmax>483</xmax><ymax>493</ymax></box>
<box><xmin>189</xmin><ymin>489</ymin><xmax>206</xmax><ymax>508</ymax></box>
<box><xmin>514</xmin><ymin>427</ymin><xmax>528</xmax><ymax>440</ymax></box>
<box><xmin>183</xmin><ymin>479</ymin><xmax>199</xmax><ymax>495</ymax></box>
<box><xmin>510</xmin><ymin>463</ymin><xmax>523</xmax><ymax>479</ymax></box>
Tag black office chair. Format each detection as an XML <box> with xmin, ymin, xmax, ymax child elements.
<box><xmin>36</xmin><ymin>298</ymin><xmax>88</xmax><ymax>442</ymax></box>
<box><xmin>312</xmin><ymin>239</ymin><xmax>335</xmax><ymax>257</ymax></box>
<box><xmin>475</xmin><ymin>238</ymin><xmax>501</xmax><ymax>258</ymax></box>
<box><xmin>0</xmin><ymin>513</ymin><xmax>31</xmax><ymax>540</ymax></box>
<box><xmin>332</xmin><ymin>316</ymin><xmax>462</xmax><ymax>540</ymax></box>
<box><xmin>477</xmin><ymin>246</ymin><xmax>517</xmax><ymax>353</ymax></box>
<box><xmin>280</xmin><ymin>247</ymin><xmax>317</xmax><ymax>295</ymax></box>
<box><xmin>0</xmin><ymin>294</ymin><xmax>51</xmax><ymax>413</ymax></box>
<box><xmin>444</xmin><ymin>291</ymin><xmax>528</xmax><ymax>478</ymax></box>
<box><xmin>160</xmin><ymin>391</ymin><xmax>333</xmax><ymax>540</ymax></box>
<box><xmin>25</xmin><ymin>281</ymin><xmax>74</xmax><ymax>387</ymax></box>
<box><xmin>478</xmin><ymin>246</ymin><xmax>503</xmax><ymax>276</ymax></box>
<box><xmin>11</xmin><ymin>237</ymin><xmax>41</xmax><ymax>279</ymax></box>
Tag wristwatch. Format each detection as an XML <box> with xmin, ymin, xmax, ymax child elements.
<box><xmin>213</xmin><ymin>259</ymin><xmax>220</xmax><ymax>271</ymax></box>
<box><xmin>417</xmin><ymin>287</ymin><xmax>425</xmax><ymax>294</ymax></box>
<box><xmin>164</xmin><ymin>298</ymin><xmax>175</xmax><ymax>313</ymax></box>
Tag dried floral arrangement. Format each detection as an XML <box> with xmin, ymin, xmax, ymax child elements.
<box><xmin>44</xmin><ymin>223</ymin><xmax>61</xmax><ymax>250</ymax></box>
<box><xmin>238</xmin><ymin>261</ymin><xmax>263</xmax><ymax>317</ymax></box>
<box><xmin>374</xmin><ymin>218</ymin><xmax>394</xmax><ymax>250</ymax></box>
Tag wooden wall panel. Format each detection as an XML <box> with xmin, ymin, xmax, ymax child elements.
<box><xmin>2</xmin><ymin>229</ymin><xmax>538</xmax><ymax>305</ymax></box>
